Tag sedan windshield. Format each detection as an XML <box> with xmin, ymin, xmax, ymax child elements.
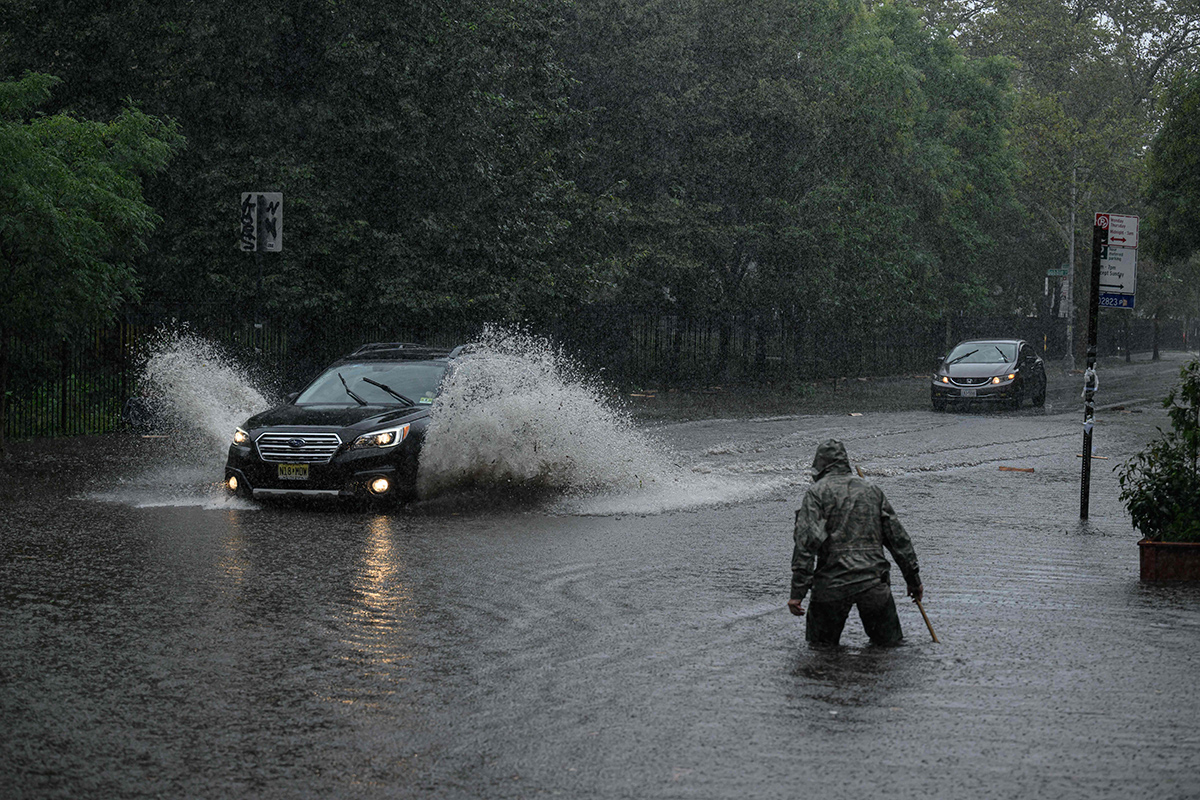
<box><xmin>296</xmin><ymin>361</ymin><xmax>448</xmax><ymax>405</ymax></box>
<box><xmin>946</xmin><ymin>342</ymin><xmax>1016</xmax><ymax>365</ymax></box>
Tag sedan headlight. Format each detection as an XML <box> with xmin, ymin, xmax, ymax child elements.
<box><xmin>991</xmin><ymin>373</ymin><xmax>1017</xmax><ymax>385</ymax></box>
<box><xmin>233</xmin><ymin>427</ymin><xmax>250</xmax><ymax>445</ymax></box>
<box><xmin>351</xmin><ymin>424</ymin><xmax>410</xmax><ymax>449</ymax></box>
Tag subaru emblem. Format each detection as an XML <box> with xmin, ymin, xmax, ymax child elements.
<box><xmin>287</xmin><ymin>438</ymin><xmax>306</xmax><ymax>449</ymax></box>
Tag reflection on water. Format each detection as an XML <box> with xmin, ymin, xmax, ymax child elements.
<box><xmin>331</xmin><ymin>514</ymin><xmax>415</xmax><ymax>707</ymax></box>
<box><xmin>218</xmin><ymin>512</ymin><xmax>249</xmax><ymax>587</ymax></box>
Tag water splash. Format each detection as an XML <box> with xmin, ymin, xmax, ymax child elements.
<box><xmin>417</xmin><ymin>328</ymin><xmax>778</xmax><ymax>514</ymax></box>
<box><xmin>138</xmin><ymin>329</ymin><xmax>272</xmax><ymax>454</ymax></box>
<box><xmin>89</xmin><ymin>329</ymin><xmax>270</xmax><ymax>508</ymax></box>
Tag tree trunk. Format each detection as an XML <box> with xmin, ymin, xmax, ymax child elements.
<box><xmin>753</xmin><ymin>312</ymin><xmax>768</xmax><ymax>381</ymax></box>
<box><xmin>0</xmin><ymin>326</ymin><xmax>9</xmax><ymax>457</ymax></box>
<box><xmin>717</xmin><ymin>314</ymin><xmax>732</xmax><ymax>383</ymax></box>
<box><xmin>1153</xmin><ymin>312</ymin><xmax>1161</xmax><ymax>362</ymax></box>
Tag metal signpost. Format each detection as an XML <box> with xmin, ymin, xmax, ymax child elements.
<box><xmin>240</xmin><ymin>193</ymin><xmax>283</xmax><ymax>354</ymax></box>
<box><xmin>1081</xmin><ymin>212</ymin><xmax>1138</xmax><ymax>518</ymax></box>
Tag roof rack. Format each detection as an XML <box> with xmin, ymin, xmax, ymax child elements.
<box><xmin>339</xmin><ymin>342</ymin><xmax>456</xmax><ymax>362</ymax></box>
<box><xmin>350</xmin><ymin>342</ymin><xmax>428</xmax><ymax>354</ymax></box>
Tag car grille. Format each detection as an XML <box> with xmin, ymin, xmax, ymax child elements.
<box><xmin>256</xmin><ymin>432</ymin><xmax>342</xmax><ymax>464</ymax></box>
<box><xmin>953</xmin><ymin>376</ymin><xmax>991</xmax><ymax>386</ymax></box>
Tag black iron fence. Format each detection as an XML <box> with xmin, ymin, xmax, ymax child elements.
<box><xmin>3</xmin><ymin>307</ymin><xmax>1193</xmax><ymax>441</ymax></box>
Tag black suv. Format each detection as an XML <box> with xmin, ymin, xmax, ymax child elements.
<box><xmin>224</xmin><ymin>343</ymin><xmax>460</xmax><ymax>504</ymax></box>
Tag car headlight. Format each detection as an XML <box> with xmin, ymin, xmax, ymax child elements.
<box><xmin>991</xmin><ymin>373</ymin><xmax>1017</xmax><ymax>385</ymax></box>
<box><xmin>233</xmin><ymin>427</ymin><xmax>250</xmax><ymax>445</ymax></box>
<box><xmin>940</xmin><ymin>376</ymin><xmax>950</xmax><ymax>384</ymax></box>
<box><xmin>351</xmin><ymin>424</ymin><xmax>410</xmax><ymax>449</ymax></box>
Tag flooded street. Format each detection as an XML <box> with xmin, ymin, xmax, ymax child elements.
<box><xmin>3</xmin><ymin>352</ymin><xmax>1200</xmax><ymax>799</ymax></box>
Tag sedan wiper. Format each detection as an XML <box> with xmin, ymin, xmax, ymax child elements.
<box><xmin>338</xmin><ymin>372</ymin><xmax>368</xmax><ymax>406</ymax></box>
<box><xmin>947</xmin><ymin>349</ymin><xmax>978</xmax><ymax>366</ymax></box>
<box><xmin>361</xmin><ymin>376</ymin><xmax>416</xmax><ymax>406</ymax></box>
<box><xmin>994</xmin><ymin>345</ymin><xmax>1009</xmax><ymax>360</ymax></box>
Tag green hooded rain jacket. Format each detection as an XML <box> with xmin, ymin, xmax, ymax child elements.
<box><xmin>790</xmin><ymin>440</ymin><xmax>920</xmax><ymax>603</ymax></box>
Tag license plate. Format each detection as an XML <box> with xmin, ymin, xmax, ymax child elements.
<box><xmin>278</xmin><ymin>463</ymin><xmax>309</xmax><ymax>480</ymax></box>
<box><xmin>960</xmin><ymin>388</ymin><xmax>977</xmax><ymax>398</ymax></box>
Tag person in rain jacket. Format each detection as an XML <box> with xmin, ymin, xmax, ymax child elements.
<box><xmin>787</xmin><ymin>439</ymin><xmax>922</xmax><ymax>646</ymax></box>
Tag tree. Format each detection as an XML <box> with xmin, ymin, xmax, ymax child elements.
<box><xmin>0</xmin><ymin>71</ymin><xmax>183</xmax><ymax>454</ymax></box>
<box><xmin>946</xmin><ymin>0</ymin><xmax>1200</xmax><ymax>362</ymax></box>
<box><xmin>559</xmin><ymin>0</ymin><xmax>1020</xmax><ymax>366</ymax></box>
<box><xmin>1145</xmin><ymin>69</ymin><xmax>1200</xmax><ymax>264</ymax></box>
<box><xmin>1</xmin><ymin>0</ymin><xmax>593</xmax><ymax>332</ymax></box>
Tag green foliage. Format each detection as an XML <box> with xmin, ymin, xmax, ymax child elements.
<box><xmin>3</xmin><ymin>0</ymin><xmax>591</xmax><ymax>329</ymax></box>
<box><xmin>2</xmin><ymin>0</ymin><xmax>1195</xmax><ymax>365</ymax></box>
<box><xmin>1146</xmin><ymin>69</ymin><xmax>1200</xmax><ymax>264</ymax></box>
<box><xmin>0</xmin><ymin>71</ymin><xmax>183</xmax><ymax>337</ymax></box>
<box><xmin>559</xmin><ymin>0</ymin><xmax>1019</xmax><ymax>328</ymax></box>
<box><xmin>1118</xmin><ymin>358</ymin><xmax>1200</xmax><ymax>542</ymax></box>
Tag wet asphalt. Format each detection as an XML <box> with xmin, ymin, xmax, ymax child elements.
<box><xmin>3</xmin><ymin>353</ymin><xmax>1200</xmax><ymax>800</ymax></box>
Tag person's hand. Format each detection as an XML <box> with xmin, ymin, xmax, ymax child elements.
<box><xmin>787</xmin><ymin>599</ymin><xmax>805</xmax><ymax>616</ymax></box>
<box><xmin>907</xmin><ymin>583</ymin><xmax>924</xmax><ymax>603</ymax></box>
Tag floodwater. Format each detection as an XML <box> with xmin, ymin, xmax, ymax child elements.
<box><xmin>3</xmin><ymin>342</ymin><xmax>1199</xmax><ymax>799</ymax></box>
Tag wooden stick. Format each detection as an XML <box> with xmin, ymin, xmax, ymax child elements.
<box><xmin>915</xmin><ymin>599</ymin><xmax>939</xmax><ymax>643</ymax></box>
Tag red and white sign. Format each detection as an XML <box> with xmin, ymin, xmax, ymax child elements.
<box><xmin>1094</xmin><ymin>213</ymin><xmax>1138</xmax><ymax>248</ymax></box>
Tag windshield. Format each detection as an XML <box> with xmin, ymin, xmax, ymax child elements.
<box><xmin>296</xmin><ymin>360</ymin><xmax>448</xmax><ymax>405</ymax></box>
<box><xmin>946</xmin><ymin>342</ymin><xmax>1016</xmax><ymax>365</ymax></box>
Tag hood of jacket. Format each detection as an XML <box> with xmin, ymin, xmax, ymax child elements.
<box><xmin>811</xmin><ymin>439</ymin><xmax>852</xmax><ymax>481</ymax></box>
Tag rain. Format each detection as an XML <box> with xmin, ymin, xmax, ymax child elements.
<box><xmin>3</xmin><ymin>1</ymin><xmax>1200</xmax><ymax>798</ymax></box>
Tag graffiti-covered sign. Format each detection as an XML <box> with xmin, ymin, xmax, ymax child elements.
<box><xmin>239</xmin><ymin>192</ymin><xmax>283</xmax><ymax>252</ymax></box>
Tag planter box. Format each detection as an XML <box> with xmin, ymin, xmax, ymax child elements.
<box><xmin>1139</xmin><ymin>538</ymin><xmax>1200</xmax><ymax>582</ymax></box>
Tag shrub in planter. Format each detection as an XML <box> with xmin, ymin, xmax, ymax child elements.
<box><xmin>1118</xmin><ymin>357</ymin><xmax>1200</xmax><ymax>542</ymax></box>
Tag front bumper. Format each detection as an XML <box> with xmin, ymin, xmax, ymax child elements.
<box><xmin>224</xmin><ymin>443</ymin><xmax>418</xmax><ymax>501</ymax></box>
<box><xmin>931</xmin><ymin>380</ymin><xmax>1018</xmax><ymax>403</ymax></box>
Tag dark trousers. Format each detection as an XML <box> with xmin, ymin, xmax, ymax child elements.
<box><xmin>806</xmin><ymin>582</ymin><xmax>903</xmax><ymax>646</ymax></box>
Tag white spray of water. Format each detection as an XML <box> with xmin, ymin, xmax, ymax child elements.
<box><xmin>138</xmin><ymin>329</ymin><xmax>271</xmax><ymax>454</ymax></box>
<box><xmin>418</xmin><ymin>328</ymin><xmax>781</xmax><ymax>514</ymax></box>
<box><xmin>89</xmin><ymin>329</ymin><xmax>269</xmax><ymax>508</ymax></box>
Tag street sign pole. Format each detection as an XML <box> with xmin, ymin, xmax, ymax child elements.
<box><xmin>239</xmin><ymin>192</ymin><xmax>282</xmax><ymax>357</ymax></box>
<box><xmin>1080</xmin><ymin>212</ymin><xmax>1137</xmax><ymax>519</ymax></box>
<box><xmin>1080</xmin><ymin>221</ymin><xmax>1104</xmax><ymax>518</ymax></box>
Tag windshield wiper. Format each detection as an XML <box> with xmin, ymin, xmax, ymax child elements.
<box><xmin>947</xmin><ymin>349</ymin><xmax>978</xmax><ymax>366</ymax></box>
<box><xmin>361</xmin><ymin>376</ymin><xmax>416</xmax><ymax>406</ymax></box>
<box><xmin>995</xmin><ymin>346</ymin><xmax>1009</xmax><ymax>360</ymax></box>
<box><xmin>339</xmin><ymin>372</ymin><xmax>368</xmax><ymax>406</ymax></box>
